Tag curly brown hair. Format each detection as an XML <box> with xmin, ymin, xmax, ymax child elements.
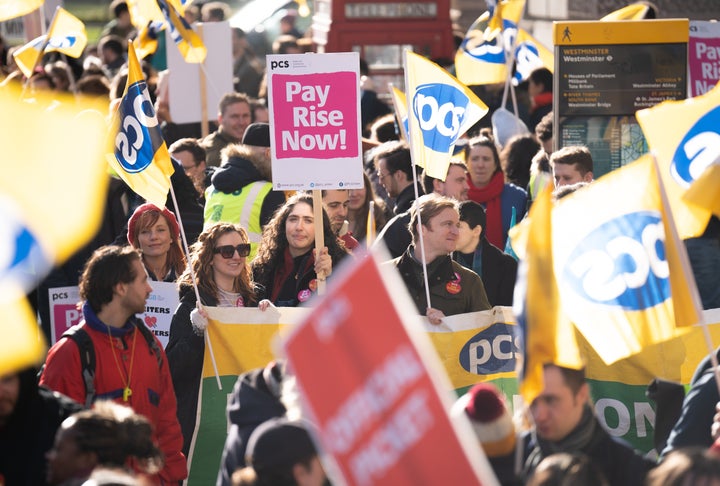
<box><xmin>177</xmin><ymin>223</ymin><xmax>257</xmax><ymax>306</ymax></box>
<box><xmin>252</xmin><ymin>193</ymin><xmax>349</xmax><ymax>292</ymax></box>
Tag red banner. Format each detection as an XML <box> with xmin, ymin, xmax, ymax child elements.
<box><xmin>283</xmin><ymin>255</ymin><xmax>498</xmax><ymax>486</ymax></box>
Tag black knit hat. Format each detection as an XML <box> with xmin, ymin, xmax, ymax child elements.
<box><xmin>246</xmin><ymin>418</ymin><xmax>317</xmax><ymax>474</ymax></box>
<box><xmin>242</xmin><ymin>122</ymin><xmax>271</xmax><ymax>148</ymax></box>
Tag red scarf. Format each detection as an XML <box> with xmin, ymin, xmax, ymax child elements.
<box><xmin>467</xmin><ymin>171</ymin><xmax>505</xmax><ymax>248</ymax></box>
<box><xmin>532</xmin><ymin>92</ymin><xmax>553</xmax><ymax>112</ymax></box>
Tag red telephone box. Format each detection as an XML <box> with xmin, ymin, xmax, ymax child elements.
<box><xmin>311</xmin><ymin>0</ymin><xmax>454</xmax><ymax>93</ymax></box>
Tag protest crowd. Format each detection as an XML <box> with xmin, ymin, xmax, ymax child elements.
<box><xmin>2</xmin><ymin>0</ymin><xmax>720</xmax><ymax>485</ymax></box>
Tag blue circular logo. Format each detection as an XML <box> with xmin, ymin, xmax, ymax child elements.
<box><xmin>670</xmin><ymin>105</ymin><xmax>720</xmax><ymax>187</ymax></box>
<box><xmin>562</xmin><ymin>211</ymin><xmax>670</xmax><ymax>310</ymax></box>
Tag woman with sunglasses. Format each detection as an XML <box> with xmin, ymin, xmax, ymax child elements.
<box><xmin>166</xmin><ymin>222</ymin><xmax>269</xmax><ymax>457</ymax></box>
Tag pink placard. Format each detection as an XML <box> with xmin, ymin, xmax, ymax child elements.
<box><xmin>271</xmin><ymin>72</ymin><xmax>359</xmax><ymax>160</ymax></box>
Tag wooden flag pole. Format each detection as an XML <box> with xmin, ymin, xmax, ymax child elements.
<box><xmin>312</xmin><ymin>189</ymin><xmax>326</xmax><ymax>295</ymax></box>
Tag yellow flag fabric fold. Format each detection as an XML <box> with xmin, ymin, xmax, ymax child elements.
<box><xmin>636</xmin><ymin>81</ymin><xmax>720</xmax><ymax>238</ymax></box>
<box><xmin>390</xmin><ymin>85</ymin><xmax>408</xmax><ymax>140</ymax></box>
<box><xmin>405</xmin><ymin>50</ymin><xmax>488</xmax><ymax>180</ymax></box>
<box><xmin>0</xmin><ymin>297</ymin><xmax>46</xmax><ymax>375</ymax></box>
<box><xmin>600</xmin><ymin>4</ymin><xmax>652</xmax><ymax>21</ymax></box>
<box><xmin>552</xmin><ymin>155</ymin><xmax>702</xmax><ymax>365</ymax></box>
<box><xmin>514</xmin><ymin>185</ymin><xmax>582</xmax><ymax>405</ymax></box>
<box><xmin>13</xmin><ymin>7</ymin><xmax>87</xmax><ymax>77</ymax></box>
<box><xmin>454</xmin><ymin>0</ymin><xmax>525</xmax><ymax>86</ymax></box>
<box><xmin>1</xmin><ymin>87</ymin><xmax>114</xmax><ymax>374</ymax></box>
<box><xmin>684</xmin><ymin>163</ymin><xmax>720</xmax><ymax>218</ymax></box>
<box><xmin>156</xmin><ymin>0</ymin><xmax>207</xmax><ymax>63</ymax></box>
<box><xmin>0</xmin><ymin>0</ymin><xmax>42</xmax><ymax>22</ymax></box>
<box><xmin>106</xmin><ymin>43</ymin><xmax>174</xmax><ymax>208</ymax></box>
<box><xmin>513</xmin><ymin>29</ymin><xmax>554</xmax><ymax>85</ymax></box>
<box><xmin>2</xmin><ymin>87</ymin><xmax>113</xmax><ymax>292</ymax></box>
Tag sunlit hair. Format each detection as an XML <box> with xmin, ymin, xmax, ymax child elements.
<box><xmin>408</xmin><ymin>193</ymin><xmax>459</xmax><ymax>244</ymax></box>
<box><xmin>60</xmin><ymin>400</ymin><xmax>163</xmax><ymax>474</ymax></box>
<box><xmin>177</xmin><ymin>223</ymin><xmax>256</xmax><ymax>306</ymax></box>
<box><xmin>80</xmin><ymin>246</ymin><xmax>140</xmax><ymax>312</ymax></box>
<box><xmin>646</xmin><ymin>447</ymin><xmax>720</xmax><ymax>486</ymax></box>
<box><xmin>252</xmin><ymin>193</ymin><xmax>348</xmax><ymax>291</ymax></box>
<box><xmin>130</xmin><ymin>208</ymin><xmax>186</xmax><ymax>276</ymax></box>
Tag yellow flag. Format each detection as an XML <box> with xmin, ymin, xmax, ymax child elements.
<box><xmin>405</xmin><ymin>50</ymin><xmax>488</xmax><ymax>180</ymax></box>
<box><xmin>13</xmin><ymin>7</ymin><xmax>87</xmax><ymax>77</ymax></box>
<box><xmin>156</xmin><ymin>0</ymin><xmax>207</xmax><ymax>63</ymax></box>
<box><xmin>600</xmin><ymin>3</ymin><xmax>652</xmax><ymax>21</ymax></box>
<box><xmin>0</xmin><ymin>0</ymin><xmax>42</xmax><ymax>22</ymax></box>
<box><xmin>552</xmin><ymin>155</ymin><xmax>702</xmax><ymax>365</ymax></box>
<box><xmin>684</xmin><ymin>163</ymin><xmax>720</xmax><ymax>218</ymax></box>
<box><xmin>0</xmin><ymin>297</ymin><xmax>46</xmax><ymax>375</ymax></box>
<box><xmin>1</xmin><ymin>87</ymin><xmax>115</xmax><ymax>374</ymax></box>
<box><xmin>128</xmin><ymin>0</ymin><xmax>165</xmax><ymax>28</ymax></box>
<box><xmin>636</xmin><ymin>81</ymin><xmax>720</xmax><ymax>238</ymax></box>
<box><xmin>513</xmin><ymin>28</ymin><xmax>554</xmax><ymax>85</ymax></box>
<box><xmin>106</xmin><ymin>43</ymin><xmax>175</xmax><ymax>208</ymax></box>
<box><xmin>133</xmin><ymin>21</ymin><xmax>163</xmax><ymax>60</ymax></box>
<box><xmin>454</xmin><ymin>0</ymin><xmax>526</xmax><ymax>86</ymax></box>
<box><xmin>389</xmin><ymin>85</ymin><xmax>408</xmax><ymax>140</ymax></box>
<box><xmin>515</xmin><ymin>185</ymin><xmax>582</xmax><ymax>405</ymax></box>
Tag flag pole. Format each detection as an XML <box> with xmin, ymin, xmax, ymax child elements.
<box><xmin>403</xmin><ymin>49</ymin><xmax>433</xmax><ymax>312</ymax></box>
<box><xmin>20</xmin><ymin>6</ymin><xmax>60</xmax><ymax>99</ymax></box>
<box><xmin>168</xmin><ymin>183</ymin><xmax>222</xmax><ymax>390</ymax></box>
<box><xmin>312</xmin><ymin>190</ymin><xmax>327</xmax><ymax>295</ymax></box>
<box><xmin>652</xmin><ymin>152</ymin><xmax>720</xmax><ymax>392</ymax></box>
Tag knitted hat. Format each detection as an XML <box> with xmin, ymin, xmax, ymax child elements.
<box><xmin>126</xmin><ymin>203</ymin><xmax>180</xmax><ymax>247</ymax></box>
<box><xmin>242</xmin><ymin>122</ymin><xmax>271</xmax><ymax>148</ymax></box>
<box><xmin>245</xmin><ymin>418</ymin><xmax>317</xmax><ymax>475</ymax></box>
<box><xmin>452</xmin><ymin>382</ymin><xmax>516</xmax><ymax>457</ymax></box>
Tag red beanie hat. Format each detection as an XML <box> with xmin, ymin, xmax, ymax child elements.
<box><xmin>451</xmin><ymin>382</ymin><xmax>516</xmax><ymax>457</ymax></box>
<box><xmin>127</xmin><ymin>203</ymin><xmax>180</xmax><ymax>247</ymax></box>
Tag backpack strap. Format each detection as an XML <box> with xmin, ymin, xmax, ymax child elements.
<box><xmin>134</xmin><ymin>319</ymin><xmax>164</xmax><ymax>370</ymax></box>
<box><xmin>61</xmin><ymin>325</ymin><xmax>96</xmax><ymax>408</ymax></box>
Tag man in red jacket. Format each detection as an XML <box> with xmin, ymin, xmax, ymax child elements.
<box><xmin>40</xmin><ymin>245</ymin><xmax>187</xmax><ymax>484</ymax></box>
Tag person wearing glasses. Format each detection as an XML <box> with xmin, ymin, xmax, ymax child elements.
<box><xmin>166</xmin><ymin>223</ymin><xmax>270</xmax><ymax>457</ymax></box>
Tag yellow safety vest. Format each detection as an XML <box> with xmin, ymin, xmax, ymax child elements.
<box><xmin>203</xmin><ymin>181</ymin><xmax>273</xmax><ymax>260</ymax></box>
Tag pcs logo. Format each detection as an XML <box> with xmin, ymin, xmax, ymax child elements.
<box><xmin>562</xmin><ymin>211</ymin><xmax>670</xmax><ymax>310</ymax></box>
<box><xmin>412</xmin><ymin>83</ymin><xmax>470</xmax><ymax>153</ymax></box>
<box><xmin>459</xmin><ymin>323</ymin><xmax>520</xmax><ymax>375</ymax></box>
<box><xmin>0</xmin><ymin>198</ymin><xmax>51</xmax><ymax>293</ymax></box>
<box><xmin>671</xmin><ymin>105</ymin><xmax>720</xmax><ymax>187</ymax></box>
<box><xmin>114</xmin><ymin>81</ymin><xmax>163</xmax><ymax>173</ymax></box>
<box><xmin>270</xmin><ymin>60</ymin><xmax>290</xmax><ymax>69</ymax></box>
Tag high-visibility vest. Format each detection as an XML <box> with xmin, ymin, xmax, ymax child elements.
<box><xmin>203</xmin><ymin>181</ymin><xmax>273</xmax><ymax>259</ymax></box>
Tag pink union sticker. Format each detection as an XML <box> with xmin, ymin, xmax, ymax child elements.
<box><xmin>272</xmin><ymin>72</ymin><xmax>359</xmax><ymax>160</ymax></box>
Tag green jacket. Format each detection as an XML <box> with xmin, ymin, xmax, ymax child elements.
<box><xmin>390</xmin><ymin>249</ymin><xmax>491</xmax><ymax>316</ymax></box>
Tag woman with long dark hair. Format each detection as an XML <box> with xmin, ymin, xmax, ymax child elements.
<box><xmin>252</xmin><ymin>193</ymin><xmax>350</xmax><ymax>307</ymax></box>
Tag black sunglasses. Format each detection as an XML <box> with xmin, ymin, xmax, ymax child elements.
<box><xmin>213</xmin><ymin>244</ymin><xmax>251</xmax><ymax>259</ymax></box>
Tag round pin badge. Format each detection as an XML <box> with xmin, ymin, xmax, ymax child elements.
<box><xmin>446</xmin><ymin>281</ymin><xmax>462</xmax><ymax>294</ymax></box>
<box><xmin>298</xmin><ymin>289</ymin><xmax>312</xmax><ymax>302</ymax></box>
<box><xmin>308</xmin><ymin>279</ymin><xmax>318</xmax><ymax>292</ymax></box>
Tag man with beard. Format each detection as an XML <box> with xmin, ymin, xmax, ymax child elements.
<box><xmin>322</xmin><ymin>189</ymin><xmax>359</xmax><ymax>251</ymax></box>
<box><xmin>40</xmin><ymin>245</ymin><xmax>187</xmax><ymax>484</ymax></box>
